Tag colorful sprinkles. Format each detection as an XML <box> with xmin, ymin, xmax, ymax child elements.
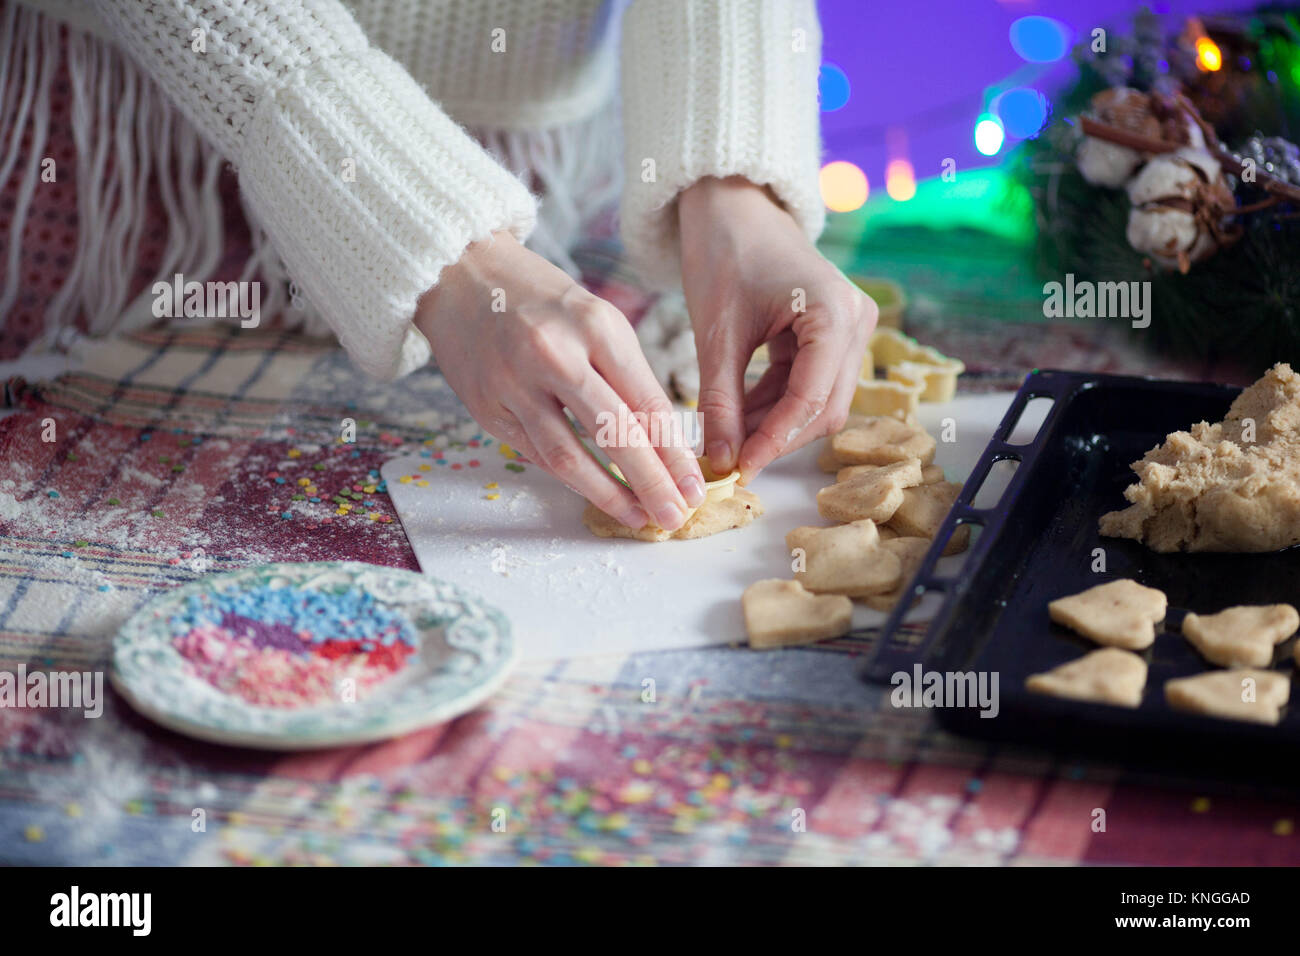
<box><xmin>168</xmin><ymin>582</ymin><xmax>421</xmax><ymax>708</ymax></box>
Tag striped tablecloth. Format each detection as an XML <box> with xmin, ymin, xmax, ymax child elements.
<box><xmin>0</xmin><ymin>247</ymin><xmax>1291</xmax><ymax>866</ymax></box>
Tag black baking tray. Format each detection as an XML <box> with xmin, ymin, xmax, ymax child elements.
<box><xmin>861</xmin><ymin>368</ymin><xmax>1300</xmax><ymax>781</ymax></box>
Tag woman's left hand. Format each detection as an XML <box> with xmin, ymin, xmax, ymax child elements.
<box><xmin>678</xmin><ymin>175</ymin><xmax>877</xmax><ymax>484</ymax></box>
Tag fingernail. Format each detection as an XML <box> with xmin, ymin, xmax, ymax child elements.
<box><xmin>679</xmin><ymin>475</ymin><xmax>706</xmax><ymax>507</ymax></box>
<box><xmin>654</xmin><ymin>501</ymin><xmax>684</xmax><ymax>531</ymax></box>
<box><xmin>623</xmin><ymin>506</ymin><xmax>649</xmax><ymax>529</ymax></box>
<box><xmin>707</xmin><ymin>441</ymin><xmax>732</xmax><ymax>473</ymax></box>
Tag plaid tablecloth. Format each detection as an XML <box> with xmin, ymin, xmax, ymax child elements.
<box><xmin>0</xmin><ymin>244</ymin><xmax>1292</xmax><ymax>867</ymax></box>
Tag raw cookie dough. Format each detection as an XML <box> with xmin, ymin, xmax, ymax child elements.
<box><xmin>1047</xmin><ymin>579</ymin><xmax>1167</xmax><ymax>651</ymax></box>
<box><xmin>830</xmin><ymin>416</ymin><xmax>936</xmax><ymax>467</ymax></box>
<box><xmin>1100</xmin><ymin>363</ymin><xmax>1300</xmax><ymax>552</ymax></box>
<box><xmin>583</xmin><ymin>487</ymin><xmax>763</xmax><ymax>541</ymax></box>
<box><xmin>1164</xmin><ymin>669</ymin><xmax>1290</xmax><ymax>725</ymax></box>
<box><xmin>837</xmin><ymin>462</ymin><xmax>945</xmax><ymax>485</ymax></box>
<box><xmin>786</xmin><ymin>519</ymin><xmax>902</xmax><ymax>597</ymax></box>
<box><xmin>1025</xmin><ymin>648</ymin><xmax>1148</xmax><ymax>708</ymax></box>
<box><xmin>816</xmin><ymin>459</ymin><xmax>921</xmax><ymax>523</ymax></box>
<box><xmin>861</xmin><ymin>536</ymin><xmax>931</xmax><ymax>612</ymax></box>
<box><xmin>817</xmin><ymin>442</ymin><xmax>844</xmax><ymax>474</ymax></box>
<box><xmin>885</xmin><ymin>481</ymin><xmax>970</xmax><ymax>556</ymax></box>
<box><xmin>1183</xmin><ymin>604</ymin><xmax>1300</xmax><ymax>668</ymax></box>
<box><xmin>742</xmin><ymin>579</ymin><xmax>853</xmax><ymax>649</ymax></box>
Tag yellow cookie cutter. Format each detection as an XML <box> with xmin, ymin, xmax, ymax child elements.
<box><xmin>851</xmin><ymin>328</ymin><xmax>964</xmax><ymax>417</ymax></box>
<box><xmin>850</xmin><ymin>374</ymin><xmax>925</xmax><ymax>418</ymax></box>
<box><xmin>865</xmin><ymin>328</ymin><xmax>965</xmax><ymax>401</ymax></box>
<box><xmin>608</xmin><ymin>456</ymin><xmax>740</xmax><ymax>523</ymax></box>
<box><xmin>570</xmin><ymin>414</ymin><xmax>741</xmax><ymax>523</ymax></box>
<box><xmin>698</xmin><ymin>458</ymin><xmax>741</xmax><ymax>504</ymax></box>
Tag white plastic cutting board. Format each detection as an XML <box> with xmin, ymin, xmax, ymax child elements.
<box><xmin>384</xmin><ymin>392</ymin><xmax>1033</xmax><ymax>661</ymax></box>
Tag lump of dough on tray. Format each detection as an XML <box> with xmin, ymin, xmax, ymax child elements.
<box><xmin>1100</xmin><ymin>363</ymin><xmax>1300</xmax><ymax>552</ymax></box>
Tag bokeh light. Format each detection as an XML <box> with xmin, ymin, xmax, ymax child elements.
<box><xmin>994</xmin><ymin>88</ymin><xmax>1048</xmax><ymax>139</ymax></box>
<box><xmin>885</xmin><ymin>159</ymin><xmax>916</xmax><ymax>201</ymax></box>
<box><xmin>974</xmin><ymin>115</ymin><xmax>1005</xmax><ymax>156</ymax></box>
<box><xmin>818</xmin><ymin>62</ymin><xmax>851</xmax><ymax>112</ymax></box>
<box><xmin>819</xmin><ymin>160</ymin><xmax>869</xmax><ymax>212</ymax></box>
<box><xmin>1195</xmin><ymin>36</ymin><xmax>1223</xmax><ymax>72</ymax></box>
<box><xmin>1009</xmin><ymin>16</ymin><xmax>1071</xmax><ymax>63</ymax></box>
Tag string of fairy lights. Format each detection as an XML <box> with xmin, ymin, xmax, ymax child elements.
<box><xmin>815</xmin><ymin>13</ymin><xmax>1231</xmax><ymax>214</ymax></box>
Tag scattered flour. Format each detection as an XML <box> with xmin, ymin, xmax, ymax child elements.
<box><xmin>119</xmin><ymin>466</ymin><xmax>164</xmax><ymax>488</ymax></box>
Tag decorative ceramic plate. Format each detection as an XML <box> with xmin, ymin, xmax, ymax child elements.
<box><xmin>111</xmin><ymin>561</ymin><xmax>515</xmax><ymax>749</ymax></box>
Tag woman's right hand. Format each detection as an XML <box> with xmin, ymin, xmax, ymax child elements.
<box><xmin>414</xmin><ymin>232</ymin><xmax>705</xmax><ymax>532</ymax></box>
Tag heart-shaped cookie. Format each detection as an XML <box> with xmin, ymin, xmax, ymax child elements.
<box><xmin>742</xmin><ymin>579</ymin><xmax>853</xmax><ymax>649</ymax></box>
<box><xmin>830</xmin><ymin>416</ymin><xmax>936</xmax><ymax>467</ymax></box>
<box><xmin>861</xmin><ymin>536</ymin><xmax>932</xmax><ymax>612</ymax></box>
<box><xmin>816</xmin><ymin>459</ymin><xmax>921</xmax><ymax>523</ymax></box>
<box><xmin>1183</xmin><ymin>604</ymin><xmax>1299</xmax><ymax>668</ymax></box>
<box><xmin>885</xmin><ymin>480</ymin><xmax>970</xmax><ymax>556</ymax></box>
<box><xmin>838</xmin><ymin>462</ymin><xmax>944</xmax><ymax>486</ymax></box>
<box><xmin>1165</xmin><ymin>669</ymin><xmax>1290</xmax><ymax>725</ymax></box>
<box><xmin>1048</xmin><ymin>579</ymin><xmax>1168</xmax><ymax>650</ymax></box>
<box><xmin>1025</xmin><ymin>647</ymin><xmax>1148</xmax><ymax>708</ymax></box>
<box><xmin>786</xmin><ymin>519</ymin><xmax>903</xmax><ymax>597</ymax></box>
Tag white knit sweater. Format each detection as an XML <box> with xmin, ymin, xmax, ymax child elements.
<box><xmin>20</xmin><ymin>0</ymin><xmax>825</xmax><ymax>381</ymax></box>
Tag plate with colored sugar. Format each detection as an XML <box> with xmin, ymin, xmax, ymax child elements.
<box><xmin>111</xmin><ymin>561</ymin><xmax>515</xmax><ymax>749</ymax></box>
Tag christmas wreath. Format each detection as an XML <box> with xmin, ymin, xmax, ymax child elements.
<box><xmin>1021</xmin><ymin>5</ymin><xmax>1300</xmax><ymax>368</ymax></box>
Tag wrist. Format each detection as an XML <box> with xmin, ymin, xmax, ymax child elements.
<box><xmin>678</xmin><ymin>177</ymin><xmax>795</xmax><ymax>250</ymax></box>
<box><xmin>415</xmin><ymin>231</ymin><xmax>520</xmax><ymax>337</ymax></box>
<box><xmin>680</xmin><ymin>176</ymin><xmax>784</xmax><ymax>219</ymax></box>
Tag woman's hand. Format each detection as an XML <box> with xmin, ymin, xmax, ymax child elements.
<box><xmin>415</xmin><ymin>232</ymin><xmax>705</xmax><ymax>531</ymax></box>
<box><xmin>678</xmin><ymin>176</ymin><xmax>877</xmax><ymax>483</ymax></box>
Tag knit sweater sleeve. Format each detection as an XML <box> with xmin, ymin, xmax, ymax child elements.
<box><xmin>86</xmin><ymin>0</ymin><xmax>538</xmax><ymax>381</ymax></box>
<box><xmin>619</xmin><ymin>0</ymin><xmax>825</xmax><ymax>288</ymax></box>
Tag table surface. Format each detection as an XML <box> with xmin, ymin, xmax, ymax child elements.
<box><xmin>0</xmin><ymin>243</ymin><xmax>1292</xmax><ymax>867</ymax></box>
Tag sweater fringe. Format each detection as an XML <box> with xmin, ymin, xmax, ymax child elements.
<box><xmin>478</xmin><ymin>98</ymin><xmax>623</xmax><ymax>278</ymax></box>
<box><xmin>1</xmin><ymin>4</ymin><xmax>622</xmax><ymax>355</ymax></box>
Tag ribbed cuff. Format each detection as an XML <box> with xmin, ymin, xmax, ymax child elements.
<box><xmin>239</xmin><ymin>48</ymin><xmax>538</xmax><ymax>381</ymax></box>
<box><xmin>619</xmin><ymin>0</ymin><xmax>826</xmax><ymax>288</ymax></box>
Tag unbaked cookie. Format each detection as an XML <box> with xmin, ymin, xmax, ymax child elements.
<box><xmin>1164</xmin><ymin>669</ymin><xmax>1290</xmax><ymax>725</ymax></box>
<box><xmin>830</xmin><ymin>416</ymin><xmax>936</xmax><ymax>467</ymax></box>
<box><xmin>742</xmin><ymin>579</ymin><xmax>853</xmax><ymax>649</ymax></box>
<box><xmin>816</xmin><ymin>459</ymin><xmax>921</xmax><ymax>523</ymax></box>
<box><xmin>885</xmin><ymin>481</ymin><xmax>970</xmax><ymax>556</ymax></box>
<box><xmin>817</xmin><ymin>441</ymin><xmax>843</xmax><ymax>474</ymax></box>
<box><xmin>836</xmin><ymin>462</ymin><xmax>944</xmax><ymax>485</ymax></box>
<box><xmin>786</xmin><ymin>519</ymin><xmax>902</xmax><ymax>597</ymax></box>
<box><xmin>861</xmin><ymin>536</ymin><xmax>931</xmax><ymax>612</ymax></box>
<box><xmin>1025</xmin><ymin>648</ymin><xmax>1148</xmax><ymax>708</ymax></box>
<box><xmin>1183</xmin><ymin>604</ymin><xmax>1300</xmax><ymax>668</ymax></box>
<box><xmin>1047</xmin><ymin>579</ymin><xmax>1167</xmax><ymax>651</ymax></box>
<box><xmin>582</xmin><ymin>487</ymin><xmax>763</xmax><ymax>541</ymax></box>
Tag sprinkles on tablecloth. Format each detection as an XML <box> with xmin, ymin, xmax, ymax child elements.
<box><xmin>393</xmin><ymin>435</ymin><xmax>525</xmax><ymax>493</ymax></box>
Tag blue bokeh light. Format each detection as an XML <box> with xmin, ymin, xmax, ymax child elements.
<box><xmin>819</xmin><ymin>62</ymin><xmax>851</xmax><ymax>112</ymax></box>
<box><xmin>1009</xmin><ymin>16</ymin><xmax>1071</xmax><ymax>63</ymax></box>
<box><xmin>994</xmin><ymin>88</ymin><xmax>1048</xmax><ymax>139</ymax></box>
